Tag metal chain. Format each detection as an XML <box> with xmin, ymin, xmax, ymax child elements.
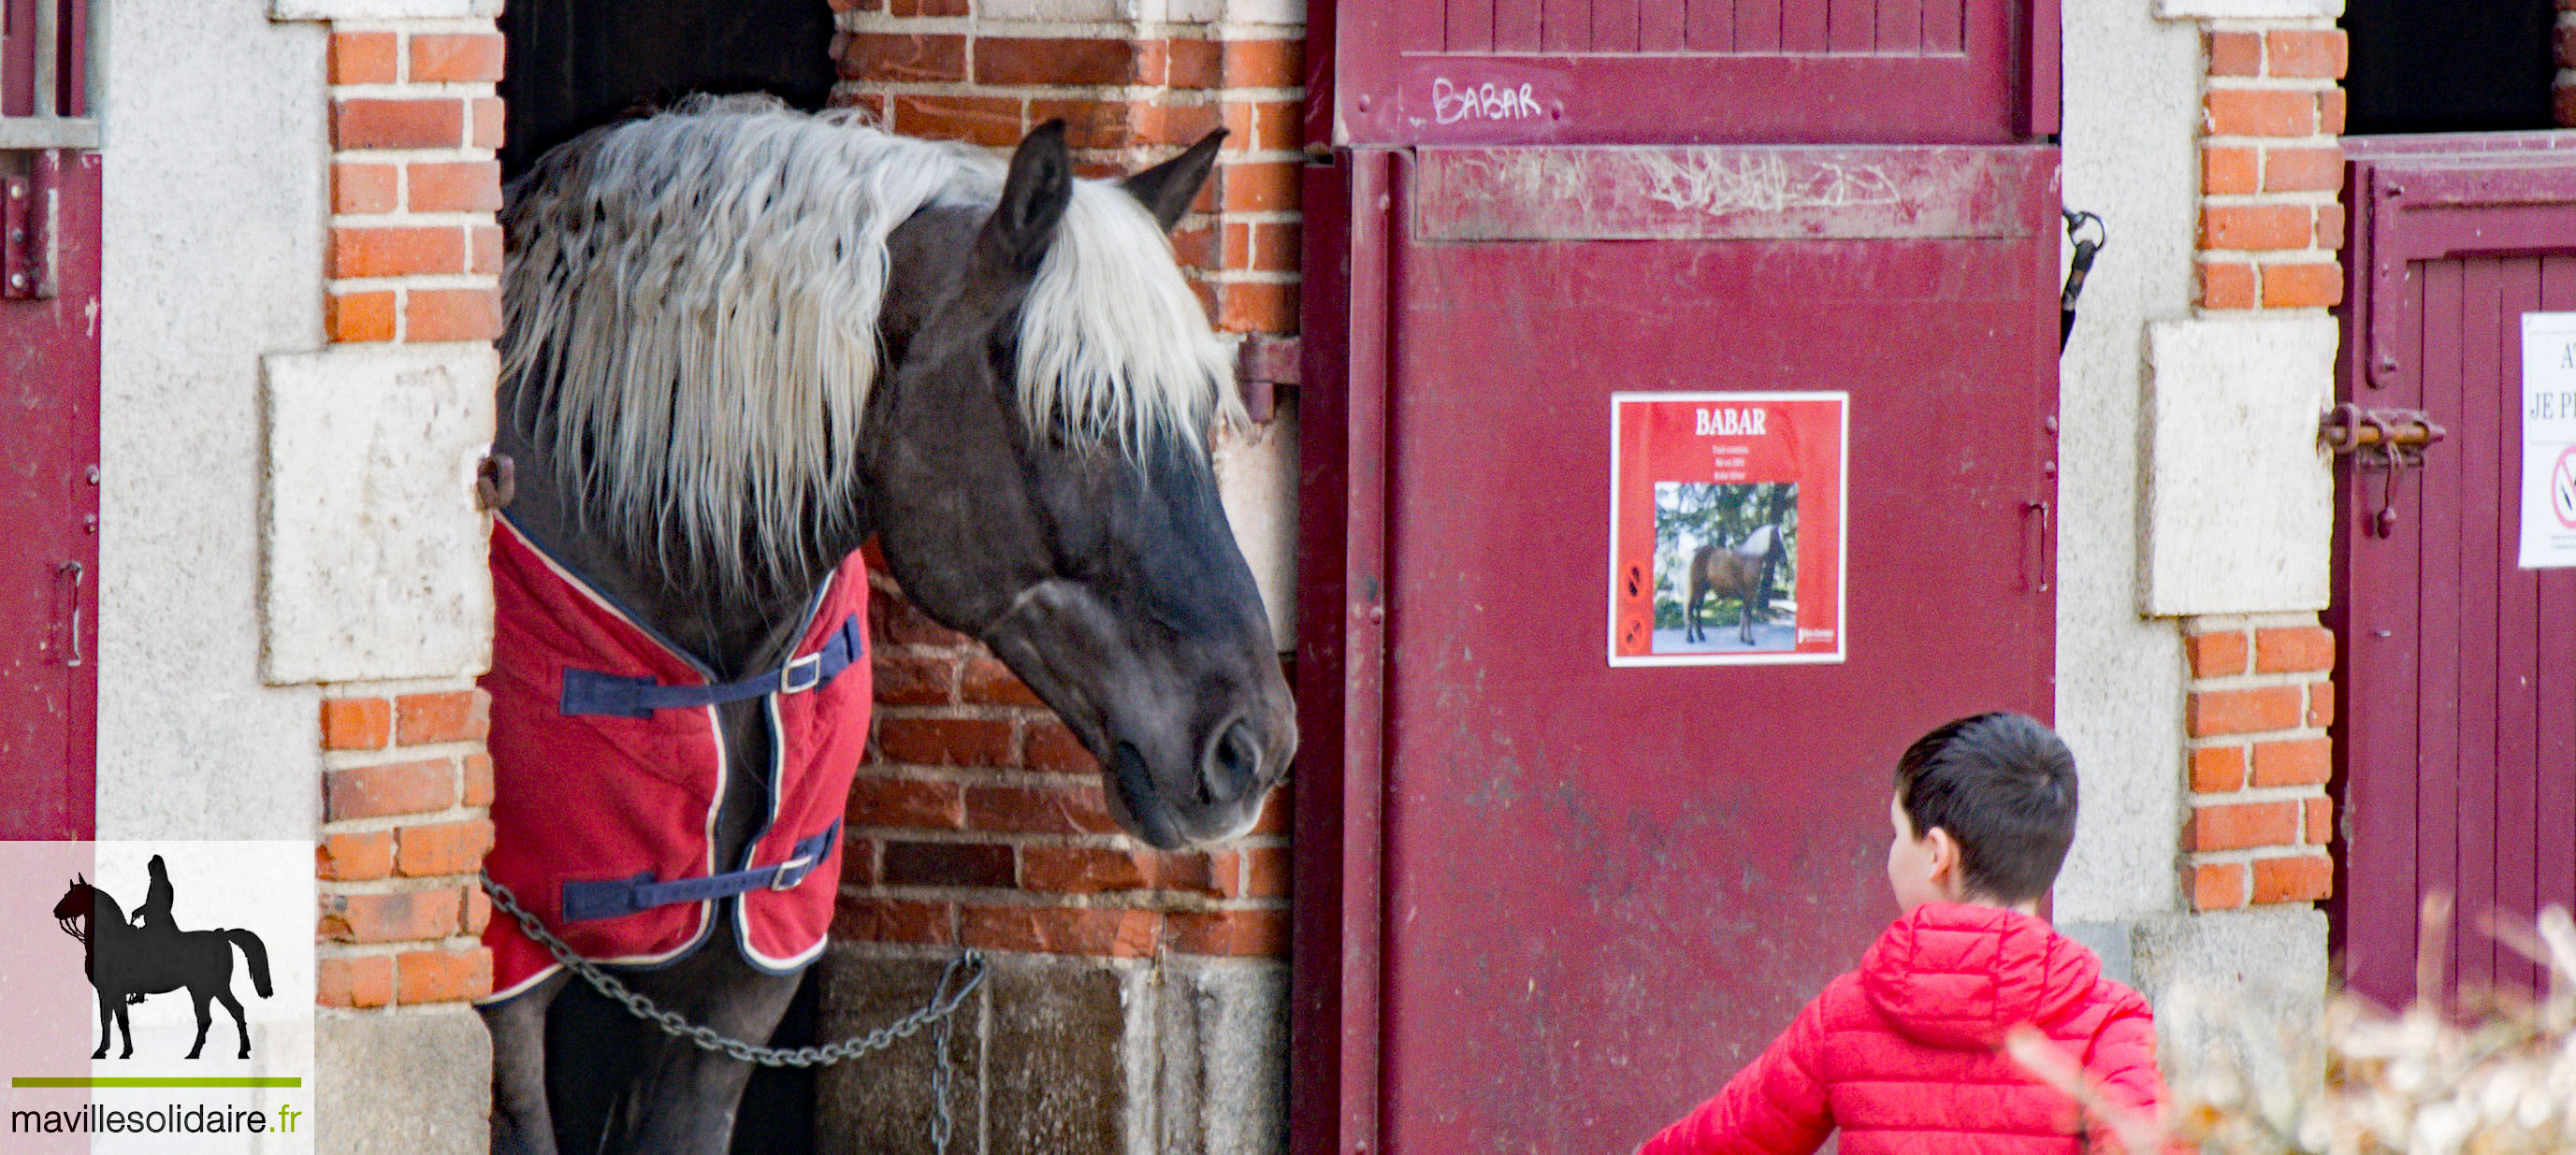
<box><xmin>480</xmin><ymin>873</ymin><xmax>986</xmax><ymax>1073</ymax></box>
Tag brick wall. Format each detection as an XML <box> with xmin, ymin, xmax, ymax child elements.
<box><xmin>314</xmin><ymin>22</ymin><xmax>506</xmax><ymax>1015</ymax></box>
<box><xmin>2196</xmin><ymin>22</ymin><xmax>2347</xmax><ymax>311</ymax></box>
<box><xmin>2179</xmin><ymin>618</ymin><xmax>2337</xmax><ymax>911</ymax></box>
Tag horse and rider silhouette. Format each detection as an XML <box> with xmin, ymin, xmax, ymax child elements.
<box><xmin>51</xmin><ymin>857</ymin><xmax>272</xmax><ymax>1060</ymax></box>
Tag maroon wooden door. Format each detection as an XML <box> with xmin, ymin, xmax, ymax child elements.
<box><xmin>1297</xmin><ymin>0</ymin><xmax>2061</xmax><ymax>1148</ymax></box>
<box><xmin>2335</xmin><ymin>136</ymin><xmax>2576</xmax><ymax>1007</ymax></box>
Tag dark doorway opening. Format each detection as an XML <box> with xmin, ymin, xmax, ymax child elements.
<box><xmin>2341</xmin><ymin>0</ymin><xmax>2554</xmax><ymax>135</ymax></box>
<box><xmin>499</xmin><ymin>0</ymin><xmax>839</xmax><ymax>180</ymax></box>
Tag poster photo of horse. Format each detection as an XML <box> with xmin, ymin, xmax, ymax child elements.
<box><xmin>1608</xmin><ymin>392</ymin><xmax>1845</xmax><ymax>666</ymax></box>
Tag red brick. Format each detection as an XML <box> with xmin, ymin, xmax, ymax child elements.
<box><xmin>2199</xmin><ymin>261</ymin><xmax>2257</xmax><ymax>310</ymax></box>
<box><xmin>397</xmin><ymin>946</ymin><xmax>494</xmax><ymax>1003</ymax></box>
<box><xmin>2190</xmin><ymin>800</ymin><xmax>2301</xmax><ymax>851</ymax></box>
<box><xmin>408</xmin><ymin>289</ymin><xmax>504</xmax><ymax>341</ymax></box>
<box><xmin>964</xmin><ymin>784</ymin><xmax>1122</xmax><ymax>835</ymax></box>
<box><xmin>1020</xmin><ymin>846</ymin><xmax>1218</xmax><ymax>894</ymax></box>
<box><xmin>1238</xmin><ymin>845</ymin><xmax>1290</xmax><ymax>899</ymax></box>
<box><xmin>326</xmin><ymin>291</ymin><xmax>396</xmax><ymax>343</ymax></box>
<box><xmin>2206</xmin><ymin>31</ymin><xmax>2262</xmax><ymax>77</ymax></box>
<box><xmin>2263</xmin><ymin>146</ymin><xmax>2344</xmax><ymax>193</ymax></box>
<box><xmin>846</xmin><ymin>775</ymin><xmax>966</xmax><ymax>830</ymax></box>
<box><xmin>2199</xmin><ymin>146</ymin><xmax>2255</xmax><ymax>195</ymax></box>
<box><xmin>2189</xmin><ymin>744</ymin><xmax>2246</xmax><ymax>794</ymax></box>
<box><xmin>959</xmin><ymin>657</ymin><xmax>1048</xmax><ymax>710</ymax></box>
<box><xmin>462</xmin><ymin>753</ymin><xmax>494</xmax><ymax>807</ymax></box>
<box><xmin>334</xmin><ymin>98</ymin><xmax>464</xmax><ymax>150</ymax></box>
<box><xmin>2315</xmin><ymin>204</ymin><xmax>2346</xmax><ymax>251</ymax></box>
<box><xmin>318</xmin><ymin>955</ymin><xmax>392</xmax><ymax>1008</ymax></box>
<box><xmin>1149</xmin><ymin>104</ymin><xmax>1226</xmax><ymax>148</ymax></box>
<box><xmin>321</xmin><ymin>697</ymin><xmax>391</xmax><ymax>751</ymax></box>
<box><xmin>2307</xmin><ymin>678</ymin><xmax>2337</xmax><ymax>727</ymax></box>
<box><xmin>876</xmin><ymin>652</ymin><xmax>959</xmax><ymax>706</ymax></box>
<box><xmin>832</xmin><ymin>896</ymin><xmax>956</xmax><ymax>944</ymax></box>
<box><xmin>1222</xmin><ymin>99</ymin><xmax>1301</xmax><ymax>152</ymax></box>
<box><xmin>2265</xmin><ymin>30</ymin><xmax>2348</xmax><ymax>79</ymax></box>
<box><xmin>2251</xmin><ymin>854</ymin><xmax>2334</xmax><ymax>903</ymax></box>
<box><xmin>2186</xmin><ymin>686</ymin><xmax>2304</xmax><ymax>737</ymax></box>
<box><xmin>891</xmin><ymin>94</ymin><xmax>1023</xmax><ymax>148</ymax></box>
<box><xmin>2306</xmin><ymin>795</ymin><xmax>2334</xmax><ymax>845</ymax></box>
<box><xmin>396</xmin><ymin>689</ymin><xmax>487</xmax><ymax>745</ymax></box>
<box><xmin>2320</xmin><ymin>88</ymin><xmax>2348</xmax><ymax>135</ymax></box>
<box><xmin>469</xmin><ymin>224</ymin><xmax>502</xmax><ymax>275</ymax></box>
<box><xmin>2191</xmin><ymin>861</ymin><xmax>2248</xmax><ymax>911</ymax></box>
<box><xmin>2562</xmin><ymin>22</ymin><xmax>2576</xmax><ymax>69</ymax></box>
<box><xmin>330</xmin><ymin>225</ymin><xmax>465</xmax><ymax>279</ymax></box>
<box><xmin>326</xmin><ymin>758</ymin><xmax>456</xmax><ymax>821</ymax></box>
<box><xmin>868</xmin><ymin>590</ymin><xmax>975</xmax><ymax>648</ymax></box>
<box><xmin>881</xmin><ymin>840</ymin><xmax>1015</xmax><ymax>888</ymax></box>
<box><xmin>1028</xmin><ymin>98</ymin><xmax>1150</xmax><ymax>151</ymax></box>
<box><xmin>844</xmin><ymin>33</ymin><xmax>967</xmax><ymax>83</ymax></box>
<box><xmin>888</xmin><ymin>0</ymin><xmax>969</xmax><ymax>13</ymax></box>
<box><xmin>1220</xmin><ymin>281</ymin><xmax>1297</xmax><ymax>333</ymax></box>
<box><xmin>398</xmin><ymin>818</ymin><xmax>497</xmax><ymax>877</ymax></box>
<box><xmin>876</xmin><ymin>717</ymin><xmax>1015</xmax><ymax>767</ymax></box>
<box><xmin>2250</xmin><ymin>737</ymin><xmax>2331</xmax><ymax>787</ymax></box>
<box><xmin>961</xmin><ymin>903</ymin><xmax>1159</xmax><ymax>956</ymax></box>
<box><xmin>2262</xmin><ymin>260</ymin><xmax>2343</xmax><ymax>309</ymax></box>
<box><xmin>2204</xmin><ymin>88</ymin><xmax>2315</xmax><ymax>137</ymax></box>
<box><xmin>469</xmin><ymin>97</ymin><xmax>505</xmax><ymax>151</ymax></box>
<box><xmin>1020</xmin><ymin>719</ymin><xmax>1100</xmax><ymax>773</ymax></box>
<box><xmin>1168</xmin><ymin>38</ymin><xmax>1223</xmax><ymax>89</ymax></box>
<box><xmin>410</xmin><ymin>33</ymin><xmax>505</xmax><ymax>84</ymax></box>
<box><xmin>2253</xmin><ymin>626</ymin><xmax>2336</xmax><ymax>673</ymax></box>
<box><xmin>328</xmin><ymin>32</ymin><xmax>398</xmax><ymax>85</ymax></box>
<box><xmin>1249</xmin><ymin>782</ymin><xmax>1291</xmax><ymax>834</ymax></box>
<box><xmin>1166</xmin><ymin>907</ymin><xmax>1288</xmax><ymax>956</ymax></box>
<box><xmin>2201</xmin><ymin>204</ymin><xmax>2313</xmax><ymax>251</ymax></box>
<box><xmin>408</xmin><ymin>160</ymin><xmax>503</xmax><ymax>212</ymax></box>
<box><xmin>975</xmin><ymin>37</ymin><xmax>1155</xmax><ymax>86</ymax></box>
<box><xmin>2185</xmin><ymin>629</ymin><xmax>2248</xmax><ymax>678</ymax></box>
<box><xmin>463</xmin><ymin>885</ymin><xmax>490</xmax><ymax>935</ymax></box>
<box><xmin>333</xmin><ymin>163</ymin><xmax>398</xmax><ymax>214</ymax></box>
<box><xmin>319</xmin><ymin>888</ymin><xmax>462</xmax><ymax>943</ymax></box>
<box><xmin>1223</xmin><ymin>37</ymin><xmax>1304</xmax><ymax>88</ymax></box>
<box><xmin>319</xmin><ymin>831</ymin><xmax>394</xmax><ymax>881</ymax></box>
<box><xmin>1220</xmin><ymin>161</ymin><xmax>1298</xmax><ymax>212</ymax></box>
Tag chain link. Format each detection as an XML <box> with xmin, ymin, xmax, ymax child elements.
<box><xmin>480</xmin><ymin>873</ymin><xmax>986</xmax><ymax>1076</ymax></box>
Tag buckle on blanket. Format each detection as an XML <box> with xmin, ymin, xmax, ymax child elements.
<box><xmin>779</xmin><ymin>651</ymin><xmax>824</xmax><ymax>695</ymax></box>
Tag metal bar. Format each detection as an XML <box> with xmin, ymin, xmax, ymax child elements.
<box><xmin>1339</xmin><ymin>146</ymin><xmax>1395</xmax><ymax>1155</ymax></box>
<box><xmin>31</xmin><ymin>0</ymin><xmax>55</xmax><ymax>119</ymax></box>
<box><xmin>0</xmin><ymin>118</ymin><xmax>98</xmax><ymax>149</ymax></box>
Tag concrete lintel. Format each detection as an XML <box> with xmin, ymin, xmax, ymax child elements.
<box><xmin>271</xmin><ymin>0</ymin><xmax>501</xmax><ymax>20</ymax></box>
<box><xmin>2141</xmin><ymin>314</ymin><xmax>2337</xmax><ymax>617</ymax></box>
<box><xmin>263</xmin><ymin>344</ymin><xmax>497</xmax><ymax>686</ymax></box>
<box><xmin>317</xmin><ymin>1007</ymin><xmax>491</xmax><ymax>1153</ymax></box>
<box><xmin>2154</xmin><ymin>0</ymin><xmax>2341</xmax><ymax>20</ymax></box>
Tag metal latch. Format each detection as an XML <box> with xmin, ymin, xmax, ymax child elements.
<box><xmin>3</xmin><ymin>150</ymin><xmax>62</xmax><ymax>300</ymax></box>
<box><xmin>2321</xmin><ymin>403</ymin><xmax>2445</xmax><ymax>539</ymax></box>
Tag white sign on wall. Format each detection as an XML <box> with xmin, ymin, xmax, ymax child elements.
<box><xmin>2521</xmin><ymin>312</ymin><xmax>2576</xmax><ymax>569</ymax></box>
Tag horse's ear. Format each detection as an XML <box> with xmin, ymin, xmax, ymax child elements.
<box><xmin>1121</xmin><ymin>128</ymin><xmax>1225</xmax><ymax>233</ymax></box>
<box><xmin>979</xmin><ymin>119</ymin><xmax>1073</xmax><ymax>276</ymax></box>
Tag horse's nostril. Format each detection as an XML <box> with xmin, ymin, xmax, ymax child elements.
<box><xmin>1200</xmin><ymin>719</ymin><xmax>1264</xmax><ymax>805</ymax></box>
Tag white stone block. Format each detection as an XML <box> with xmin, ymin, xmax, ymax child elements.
<box><xmin>2141</xmin><ymin>316</ymin><xmax>2337</xmax><ymax>616</ymax></box>
<box><xmin>262</xmin><ymin>346</ymin><xmax>497</xmax><ymax>685</ymax></box>
<box><xmin>2154</xmin><ymin>0</ymin><xmax>2340</xmax><ymax>19</ymax></box>
<box><xmin>271</xmin><ymin>0</ymin><xmax>500</xmax><ymax>19</ymax></box>
<box><xmin>979</xmin><ymin>0</ymin><xmax>1133</xmax><ymax>22</ymax></box>
<box><xmin>1213</xmin><ymin>401</ymin><xmax>1299</xmax><ymax>650</ymax></box>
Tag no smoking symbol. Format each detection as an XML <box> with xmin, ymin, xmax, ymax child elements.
<box><xmin>2555</xmin><ymin>445</ymin><xmax>2576</xmax><ymax>529</ymax></box>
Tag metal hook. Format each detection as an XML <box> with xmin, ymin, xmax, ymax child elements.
<box><xmin>2060</xmin><ymin>209</ymin><xmax>2107</xmax><ymax>350</ymax></box>
<box><xmin>57</xmin><ymin>559</ymin><xmax>82</xmax><ymax>667</ymax></box>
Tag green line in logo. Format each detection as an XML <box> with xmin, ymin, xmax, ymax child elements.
<box><xmin>11</xmin><ymin>1077</ymin><xmax>301</xmax><ymax>1089</ymax></box>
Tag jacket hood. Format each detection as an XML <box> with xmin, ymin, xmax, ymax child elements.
<box><xmin>1858</xmin><ymin>902</ymin><xmax>2103</xmax><ymax>1050</ymax></box>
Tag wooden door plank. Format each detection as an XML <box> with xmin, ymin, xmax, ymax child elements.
<box><xmin>1680</xmin><ymin>0</ymin><xmax>1729</xmax><ymax>51</ymax></box>
<box><xmin>1829</xmin><ymin>0</ymin><xmax>1874</xmax><ymax>51</ymax></box>
<box><xmin>2454</xmin><ymin>256</ymin><xmax>2504</xmax><ymax>995</ymax></box>
<box><xmin>2540</xmin><ymin>256</ymin><xmax>2576</xmax><ymax>932</ymax></box>
<box><xmin>1594</xmin><ymin>0</ymin><xmax>1642</xmax><ymax>52</ymax></box>
<box><xmin>1878</xmin><ymin>0</ymin><xmax>1922</xmax><ymax>53</ymax></box>
<box><xmin>1495</xmin><ymin>0</ymin><xmax>1541</xmax><ymax>53</ymax></box>
<box><xmin>1541</xmin><ymin>0</ymin><xmax>1589</xmax><ymax>51</ymax></box>
<box><xmin>2494</xmin><ymin>256</ymin><xmax>2543</xmax><ymax>994</ymax></box>
<box><xmin>1733</xmin><ymin>0</ymin><xmax>1780</xmax><ymax>51</ymax></box>
<box><xmin>1921</xmin><ymin>0</ymin><xmax>1961</xmax><ymax>52</ymax></box>
<box><xmin>1639</xmin><ymin>0</ymin><xmax>1686</xmax><ymax>51</ymax></box>
<box><xmin>1445</xmin><ymin>0</ymin><xmax>1495</xmax><ymax>52</ymax></box>
<box><xmin>2416</xmin><ymin>257</ymin><xmax>2467</xmax><ymax>1003</ymax></box>
<box><xmin>1780</xmin><ymin>0</ymin><xmax>1826</xmax><ymax>51</ymax></box>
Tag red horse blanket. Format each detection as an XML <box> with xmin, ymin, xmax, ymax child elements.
<box><xmin>478</xmin><ymin>516</ymin><xmax>873</xmax><ymax>1000</ymax></box>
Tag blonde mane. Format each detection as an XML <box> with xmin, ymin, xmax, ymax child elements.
<box><xmin>500</xmin><ymin>95</ymin><xmax>1241</xmax><ymax>597</ymax></box>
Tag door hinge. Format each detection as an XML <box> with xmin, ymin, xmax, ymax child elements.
<box><xmin>2321</xmin><ymin>403</ymin><xmax>2445</xmax><ymax>539</ymax></box>
<box><xmin>4</xmin><ymin>150</ymin><xmax>63</xmax><ymax>300</ymax></box>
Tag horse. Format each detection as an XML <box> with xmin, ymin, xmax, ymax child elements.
<box><xmin>1682</xmin><ymin>524</ymin><xmax>1788</xmax><ymax>646</ymax></box>
<box><xmin>51</xmin><ymin>874</ymin><xmax>274</xmax><ymax>1060</ymax></box>
<box><xmin>480</xmin><ymin>96</ymin><xmax>1296</xmax><ymax>1153</ymax></box>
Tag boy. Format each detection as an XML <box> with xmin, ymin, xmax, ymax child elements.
<box><xmin>1639</xmin><ymin>712</ymin><xmax>2165</xmax><ymax>1154</ymax></box>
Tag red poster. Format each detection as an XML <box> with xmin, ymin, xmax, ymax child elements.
<box><xmin>1608</xmin><ymin>393</ymin><xmax>1846</xmax><ymax>666</ymax></box>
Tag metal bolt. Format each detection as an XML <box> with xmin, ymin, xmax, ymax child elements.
<box><xmin>83</xmin><ymin>464</ymin><xmax>97</xmax><ymax>484</ymax></box>
<box><xmin>10</xmin><ymin>273</ymin><xmax>27</xmax><ymax>290</ymax></box>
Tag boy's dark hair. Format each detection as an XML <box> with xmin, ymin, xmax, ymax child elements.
<box><xmin>1892</xmin><ymin>712</ymin><xmax>2078</xmax><ymax>903</ymax></box>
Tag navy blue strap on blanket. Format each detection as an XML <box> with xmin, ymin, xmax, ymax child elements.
<box><xmin>559</xmin><ymin>615</ymin><xmax>865</xmax><ymax>719</ymax></box>
<box><xmin>559</xmin><ymin>822</ymin><xmax>842</xmax><ymax>922</ymax></box>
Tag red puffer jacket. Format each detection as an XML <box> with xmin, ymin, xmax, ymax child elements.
<box><xmin>1639</xmin><ymin>903</ymin><xmax>2164</xmax><ymax>1155</ymax></box>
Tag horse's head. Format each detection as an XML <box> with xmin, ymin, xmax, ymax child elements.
<box><xmin>52</xmin><ymin>876</ymin><xmax>92</xmax><ymax>938</ymax></box>
<box><xmin>865</xmin><ymin>123</ymin><xmax>1295</xmax><ymax>850</ymax></box>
